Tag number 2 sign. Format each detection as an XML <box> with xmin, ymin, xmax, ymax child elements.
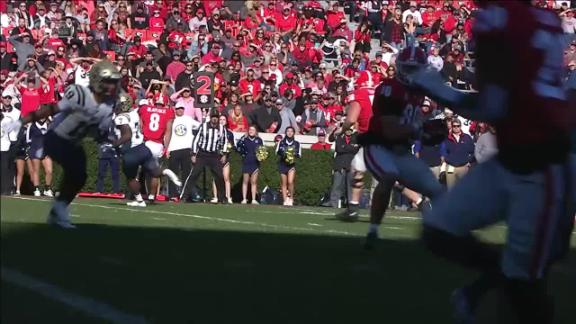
<box><xmin>193</xmin><ymin>72</ymin><xmax>215</xmax><ymax>108</ymax></box>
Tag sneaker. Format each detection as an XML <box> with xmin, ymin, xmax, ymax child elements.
<box><xmin>227</xmin><ymin>198</ymin><xmax>233</xmax><ymax>204</ymax></box>
<box><xmin>241</xmin><ymin>199</ymin><xmax>248</xmax><ymax>204</ymax></box>
<box><xmin>364</xmin><ymin>232</ymin><xmax>378</xmax><ymax>250</ymax></box>
<box><xmin>34</xmin><ymin>189</ymin><xmax>41</xmax><ymax>197</ymax></box>
<box><xmin>451</xmin><ymin>288</ymin><xmax>475</xmax><ymax>324</ymax></box>
<box><xmin>43</xmin><ymin>189</ymin><xmax>54</xmax><ymax>197</ymax></box>
<box><xmin>251</xmin><ymin>200</ymin><xmax>259</xmax><ymax>205</ymax></box>
<box><xmin>47</xmin><ymin>202</ymin><xmax>76</xmax><ymax>229</ymax></box>
<box><xmin>163</xmin><ymin>169</ymin><xmax>182</xmax><ymax>187</ymax></box>
<box><xmin>14</xmin><ymin>190</ymin><xmax>21</xmax><ymax>196</ymax></box>
<box><xmin>336</xmin><ymin>209</ymin><xmax>359</xmax><ymax>222</ymax></box>
<box><xmin>127</xmin><ymin>200</ymin><xmax>147</xmax><ymax>207</ymax></box>
<box><xmin>210</xmin><ymin>197</ymin><xmax>218</xmax><ymax>204</ymax></box>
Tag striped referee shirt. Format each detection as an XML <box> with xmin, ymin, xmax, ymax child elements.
<box><xmin>192</xmin><ymin>121</ymin><xmax>228</xmax><ymax>154</ymax></box>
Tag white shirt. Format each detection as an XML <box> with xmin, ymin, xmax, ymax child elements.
<box><xmin>475</xmin><ymin>131</ymin><xmax>498</xmax><ymax>163</ymax></box>
<box><xmin>168</xmin><ymin>115</ymin><xmax>200</xmax><ymax>152</ymax></box>
<box><xmin>402</xmin><ymin>9</ymin><xmax>422</xmax><ymax>25</ymax></box>
<box><xmin>562</xmin><ymin>16</ymin><xmax>576</xmax><ymax>34</ymax></box>
<box><xmin>2</xmin><ymin>107</ymin><xmax>21</xmax><ymax>142</ymax></box>
<box><xmin>381</xmin><ymin>47</ymin><xmax>399</xmax><ymax>66</ymax></box>
<box><xmin>457</xmin><ymin>116</ymin><xmax>472</xmax><ymax>135</ymax></box>
<box><xmin>427</xmin><ymin>55</ymin><xmax>444</xmax><ymax>71</ymax></box>
<box><xmin>1</xmin><ymin>114</ymin><xmax>14</xmax><ymax>151</ymax></box>
<box><xmin>115</xmin><ymin>109</ymin><xmax>144</xmax><ymax>148</ymax></box>
<box><xmin>53</xmin><ymin>85</ymin><xmax>114</xmax><ymax>142</ymax></box>
<box><xmin>188</xmin><ymin>17</ymin><xmax>207</xmax><ymax>31</ymax></box>
<box><xmin>74</xmin><ymin>66</ymin><xmax>90</xmax><ymax>87</ymax></box>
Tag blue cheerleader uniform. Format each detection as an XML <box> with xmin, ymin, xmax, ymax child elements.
<box><xmin>27</xmin><ymin>121</ymin><xmax>50</xmax><ymax>160</ymax></box>
<box><xmin>237</xmin><ymin>135</ymin><xmax>263</xmax><ymax>174</ymax></box>
<box><xmin>276</xmin><ymin>137</ymin><xmax>301</xmax><ymax>175</ymax></box>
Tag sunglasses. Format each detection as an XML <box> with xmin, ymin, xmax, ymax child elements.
<box><xmin>186</xmin><ymin>64</ymin><xmax>194</xmax><ymax>67</ymax></box>
<box><xmin>2</xmin><ymin>96</ymin><xmax>12</xmax><ymax>99</ymax></box>
<box><xmin>452</xmin><ymin>124</ymin><xmax>461</xmax><ymax>128</ymax></box>
<box><xmin>270</xmin><ymin>64</ymin><xmax>276</xmax><ymax>67</ymax></box>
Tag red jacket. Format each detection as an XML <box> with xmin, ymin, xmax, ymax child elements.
<box><xmin>239</xmin><ymin>78</ymin><xmax>262</xmax><ymax>97</ymax></box>
<box><xmin>310</xmin><ymin>142</ymin><xmax>332</xmax><ymax>151</ymax></box>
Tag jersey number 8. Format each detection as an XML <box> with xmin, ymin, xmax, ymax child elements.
<box><xmin>149</xmin><ymin>113</ymin><xmax>160</xmax><ymax>131</ymax></box>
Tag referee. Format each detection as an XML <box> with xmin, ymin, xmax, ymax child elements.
<box><xmin>187</xmin><ymin>109</ymin><xmax>229</xmax><ymax>203</ymax></box>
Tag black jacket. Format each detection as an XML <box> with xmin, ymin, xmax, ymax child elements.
<box><xmin>331</xmin><ymin>132</ymin><xmax>359</xmax><ymax>171</ymax></box>
<box><xmin>253</xmin><ymin>105</ymin><xmax>281</xmax><ymax>133</ymax></box>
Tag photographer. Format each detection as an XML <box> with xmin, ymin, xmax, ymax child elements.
<box><xmin>327</xmin><ymin>121</ymin><xmax>359</xmax><ymax>208</ymax></box>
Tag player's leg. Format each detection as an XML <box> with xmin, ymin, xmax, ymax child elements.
<box><xmin>421</xmin><ymin>159</ymin><xmax>508</xmax><ymax>321</ymax></box>
<box><xmin>337</xmin><ymin>148</ymin><xmax>368</xmax><ymax>220</ymax></box>
<box><xmin>167</xmin><ymin>149</ymin><xmax>181</xmax><ymax>199</ymax></box>
<box><xmin>287</xmin><ymin>168</ymin><xmax>296</xmax><ymax>205</ymax></box>
<box><xmin>365</xmin><ymin>173</ymin><xmax>396</xmax><ymax>249</ymax></box>
<box><xmin>122</xmin><ymin>145</ymin><xmax>151</xmax><ymax>207</ymax></box>
<box><xmin>44</xmin><ymin>133</ymin><xmax>87</xmax><ymax>228</ymax></box>
<box><xmin>42</xmin><ymin>156</ymin><xmax>54</xmax><ymax>196</ymax></box>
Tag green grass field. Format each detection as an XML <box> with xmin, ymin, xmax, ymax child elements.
<box><xmin>1</xmin><ymin>196</ymin><xmax>574</xmax><ymax>324</ymax></box>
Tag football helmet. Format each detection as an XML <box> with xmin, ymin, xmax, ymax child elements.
<box><xmin>89</xmin><ymin>60</ymin><xmax>122</xmax><ymax>98</ymax></box>
<box><xmin>117</xmin><ymin>92</ymin><xmax>133</xmax><ymax>113</ymax></box>
<box><xmin>395</xmin><ymin>45</ymin><xmax>428</xmax><ymax>85</ymax></box>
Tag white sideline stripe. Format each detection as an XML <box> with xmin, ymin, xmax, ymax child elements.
<box><xmin>7</xmin><ymin>197</ymin><xmax>361</xmax><ymax>237</ymax></box>
<box><xmin>1</xmin><ymin>267</ymin><xmax>147</xmax><ymax>324</ymax></box>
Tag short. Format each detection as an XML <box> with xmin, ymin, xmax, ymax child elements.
<box><xmin>350</xmin><ymin>148</ymin><xmax>366</xmax><ymax>173</ymax></box>
<box><xmin>44</xmin><ymin>131</ymin><xmax>86</xmax><ymax>181</ymax></box>
<box><xmin>363</xmin><ymin>144</ymin><xmax>443</xmax><ymax>199</ymax></box>
<box><xmin>122</xmin><ymin>143</ymin><xmax>159</xmax><ymax>179</ymax></box>
<box><xmin>14</xmin><ymin>144</ymin><xmax>29</xmax><ymax>160</ymax></box>
<box><xmin>242</xmin><ymin>162</ymin><xmax>259</xmax><ymax>175</ymax></box>
<box><xmin>278</xmin><ymin>162</ymin><xmax>295</xmax><ymax>175</ymax></box>
<box><xmin>424</xmin><ymin>156</ymin><xmax>575</xmax><ymax>280</ymax></box>
<box><xmin>145</xmin><ymin>140</ymin><xmax>164</xmax><ymax>159</ymax></box>
<box><xmin>29</xmin><ymin>143</ymin><xmax>46</xmax><ymax>160</ymax></box>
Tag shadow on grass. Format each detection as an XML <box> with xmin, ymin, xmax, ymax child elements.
<box><xmin>1</xmin><ymin>223</ymin><xmax>574</xmax><ymax>324</ymax></box>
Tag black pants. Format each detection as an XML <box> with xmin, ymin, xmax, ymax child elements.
<box><xmin>188</xmin><ymin>151</ymin><xmax>225</xmax><ymax>202</ymax></box>
<box><xmin>0</xmin><ymin>150</ymin><xmax>13</xmax><ymax>194</ymax></box>
<box><xmin>168</xmin><ymin>148</ymin><xmax>192</xmax><ymax>198</ymax></box>
<box><xmin>96</xmin><ymin>157</ymin><xmax>120</xmax><ymax>193</ymax></box>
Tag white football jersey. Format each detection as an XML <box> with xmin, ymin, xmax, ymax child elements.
<box><xmin>52</xmin><ymin>85</ymin><xmax>115</xmax><ymax>142</ymax></box>
<box><xmin>74</xmin><ymin>66</ymin><xmax>90</xmax><ymax>87</ymax></box>
<box><xmin>114</xmin><ymin>109</ymin><xmax>144</xmax><ymax>148</ymax></box>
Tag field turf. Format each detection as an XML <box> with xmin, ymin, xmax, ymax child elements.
<box><xmin>1</xmin><ymin>196</ymin><xmax>574</xmax><ymax>324</ymax></box>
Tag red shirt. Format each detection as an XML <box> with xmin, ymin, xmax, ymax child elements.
<box><xmin>348</xmin><ymin>86</ymin><xmax>375</xmax><ymax>134</ymax></box>
<box><xmin>201</xmin><ymin>51</ymin><xmax>223</xmax><ymax>65</ymax></box>
<box><xmin>310</xmin><ymin>142</ymin><xmax>332</xmax><ymax>151</ymax></box>
<box><xmin>18</xmin><ymin>85</ymin><xmax>42</xmax><ymax>117</ymax></box>
<box><xmin>275</xmin><ymin>13</ymin><xmax>297</xmax><ymax>32</ymax></box>
<box><xmin>46</xmin><ymin>38</ymin><xmax>65</xmax><ymax>51</ymax></box>
<box><xmin>139</xmin><ymin>105</ymin><xmax>175</xmax><ymax>144</ymax></box>
<box><xmin>238</xmin><ymin>79</ymin><xmax>262</xmax><ymax>97</ymax></box>
<box><xmin>149</xmin><ymin>16</ymin><xmax>165</xmax><ymax>33</ymax></box>
<box><xmin>39</xmin><ymin>78</ymin><xmax>56</xmax><ymax>104</ymax></box>
<box><xmin>227</xmin><ymin>115</ymin><xmax>249</xmax><ymax>132</ymax></box>
<box><xmin>279</xmin><ymin>83</ymin><xmax>302</xmax><ymax>98</ymax></box>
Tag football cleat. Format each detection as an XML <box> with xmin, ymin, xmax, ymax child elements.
<box><xmin>47</xmin><ymin>202</ymin><xmax>76</xmax><ymax>229</ymax></box>
<box><xmin>127</xmin><ymin>200</ymin><xmax>147</xmax><ymax>207</ymax></box>
<box><xmin>336</xmin><ymin>209</ymin><xmax>359</xmax><ymax>222</ymax></box>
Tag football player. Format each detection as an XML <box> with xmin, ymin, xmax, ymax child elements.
<box><xmin>410</xmin><ymin>1</ymin><xmax>576</xmax><ymax>323</ymax></box>
<box><xmin>4</xmin><ymin>60</ymin><xmax>122</xmax><ymax>228</ymax></box>
<box><xmin>138</xmin><ymin>97</ymin><xmax>175</xmax><ymax>202</ymax></box>
<box><xmin>359</xmin><ymin>46</ymin><xmax>446</xmax><ymax>249</ymax></box>
<box><xmin>114</xmin><ymin>95</ymin><xmax>181</xmax><ymax>207</ymax></box>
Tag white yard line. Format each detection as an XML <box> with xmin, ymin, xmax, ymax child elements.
<box><xmin>5</xmin><ymin>197</ymin><xmax>362</xmax><ymax>237</ymax></box>
<box><xmin>1</xmin><ymin>267</ymin><xmax>147</xmax><ymax>324</ymax></box>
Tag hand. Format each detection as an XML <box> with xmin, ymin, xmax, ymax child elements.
<box><xmin>191</xmin><ymin>155</ymin><xmax>197</xmax><ymax>164</ymax></box>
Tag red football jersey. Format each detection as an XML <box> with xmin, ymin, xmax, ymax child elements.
<box><xmin>473</xmin><ymin>1</ymin><xmax>574</xmax><ymax>148</ymax></box>
<box><xmin>139</xmin><ymin>105</ymin><xmax>175</xmax><ymax>144</ymax></box>
<box><xmin>348</xmin><ymin>87</ymin><xmax>375</xmax><ymax>134</ymax></box>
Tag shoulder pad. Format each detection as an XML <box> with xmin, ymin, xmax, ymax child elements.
<box><xmin>63</xmin><ymin>84</ymin><xmax>91</xmax><ymax>108</ymax></box>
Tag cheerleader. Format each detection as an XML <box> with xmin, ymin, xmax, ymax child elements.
<box><xmin>276</xmin><ymin>127</ymin><xmax>301</xmax><ymax>206</ymax></box>
<box><xmin>237</xmin><ymin>126</ymin><xmax>265</xmax><ymax>204</ymax></box>
<box><xmin>27</xmin><ymin>118</ymin><xmax>53</xmax><ymax>197</ymax></box>
<box><xmin>212</xmin><ymin>115</ymin><xmax>235</xmax><ymax>203</ymax></box>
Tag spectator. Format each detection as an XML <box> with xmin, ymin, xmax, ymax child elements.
<box><xmin>428</xmin><ymin>46</ymin><xmax>444</xmax><ymax>71</ymax></box>
<box><xmin>328</xmin><ymin>125</ymin><xmax>359</xmax><ymax>208</ymax></box>
<box><xmin>227</xmin><ymin>104</ymin><xmax>249</xmax><ymax>132</ymax></box>
<box><xmin>189</xmin><ymin>8</ymin><xmax>207</xmax><ymax>31</ymax></box>
<box><xmin>170</xmin><ymin>87</ymin><xmax>202</xmax><ymax>122</ymax></box>
<box><xmin>0</xmin><ymin>113</ymin><xmax>12</xmax><ymax>195</ymax></box>
<box><xmin>165</xmin><ymin>51</ymin><xmax>186</xmax><ymax>82</ymax></box>
<box><xmin>9</xmin><ymin>32</ymin><xmax>34</xmax><ymax>68</ymax></box>
<box><xmin>0</xmin><ymin>42</ymin><xmax>18</xmax><ymax>72</ymax></box>
<box><xmin>474</xmin><ymin>123</ymin><xmax>498</xmax><ymax>164</ymax></box>
<box><xmin>239</xmin><ymin>69</ymin><xmax>262</xmax><ymax>98</ymax></box>
<box><xmin>276</xmin><ymin>127</ymin><xmax>301</xmax><ymax>206</ymax></box>
<box><xmin>1</xmin><ymin>92</ymin><xmax>21</xmax><ymax>195</ymax></box>
<box><xmin>310</xmin><ymin>130</ymin><xmax>332</xmax><ymax>151</ymax></box>
<box><xmin>443</xmin><ymin>119</ymin><xmax>475</xmax><ymax>189</ymax></box>
<box><xmin>254</xmin><ymin>96</ymin><xmax>281</xmax><ymax>133</ymax></box>
<box><xmin>276</xmin><ymin>98</ymin><xmax>299</xmax><ymax>134</ymax></box>
<box><xmin>414</xmin><ymin>138</ymin><xmax>447</xmax><ymax>182</ymax></box>
<box><xmin>174</xmin><ymin>60</ymin><xmax>196</xmax><ymax>91</ymax></box>
<box><xmin>139</xmin><ymin>62</ymin><xmax>162</xmax><ymax>90</ymax></box>
<box><xmin>96</xmin><ymin>142</ymin><xmax>120</xmax><ymax>194</ymax></box>
<box><xmin>300</xmin><ymin>99</ymin><xmax>327</xmax><ymax>135</ymax></box>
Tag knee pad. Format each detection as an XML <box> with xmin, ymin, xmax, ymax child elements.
<box><xmin>352</xmin><ymin>172</ymin><xmax>364</xmax><ymax>189</ymax></box>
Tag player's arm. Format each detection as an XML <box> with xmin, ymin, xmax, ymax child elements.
<box><xmin>163</xmin><ymin>118</ymin><xmax>174</xmax><ymax>149</ymax></box>
<box><xmin>341</xmin><ymin>101</ymin><xmax>360</xmax><ymax>132</ymax></box>
<box><xmin>113</xmin><ymin>124</ymin><xmax>132</xmax><ymax>147</ymax></box>
<box><xmin>21</xmin><ymin>104</ymin><xmax>60</xmax><ymax>125</ymax></box>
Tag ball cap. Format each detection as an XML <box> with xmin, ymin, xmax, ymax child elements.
<box><xmin>138</xmin><ymin>99</ymin><xmax>149</xmax><ymax>106</ymax></box>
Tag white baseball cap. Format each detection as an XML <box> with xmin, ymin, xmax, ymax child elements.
<box><xmin>138</xmin><ymin>99</ymin><xmax>149</xmax><ymax>106</ymax></box>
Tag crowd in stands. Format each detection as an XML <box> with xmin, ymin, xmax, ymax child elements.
<box><xmin>1</xmin><ymin>0</ymin><xmax>575</xmax><ymax>205</ymax></box>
